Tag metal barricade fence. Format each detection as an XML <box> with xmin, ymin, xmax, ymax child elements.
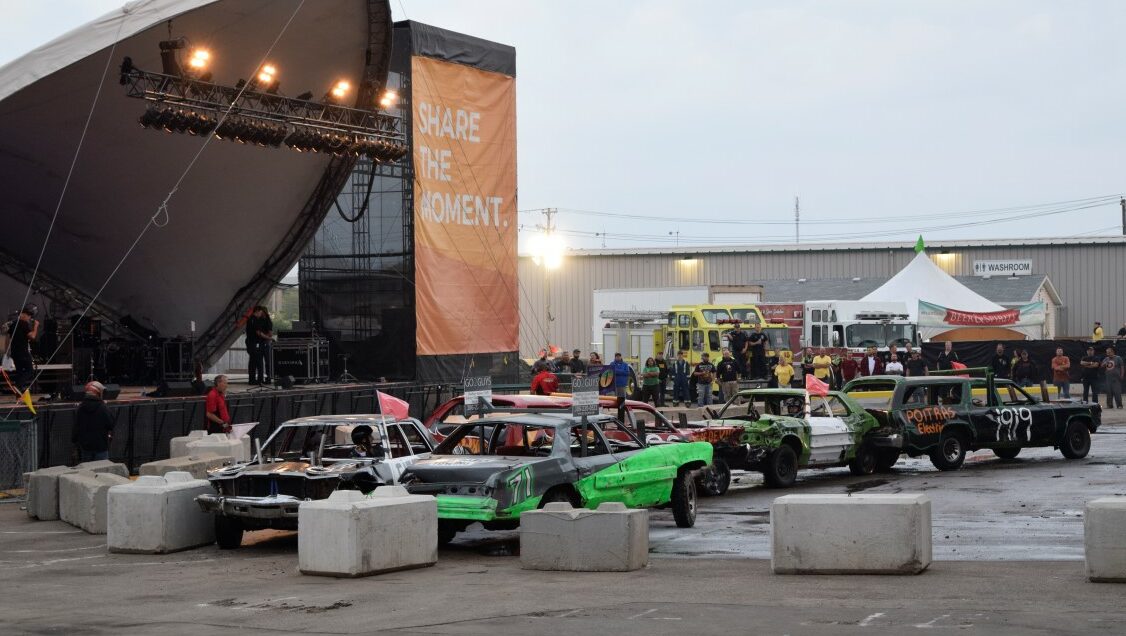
<box><xmin>0</xmin><ymin>419</ymin><xmax>37</xmax><ymax>503</ymax></box>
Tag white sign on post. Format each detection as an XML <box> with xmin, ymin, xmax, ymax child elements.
<box><xmin>973</xmin><ymin>260</ymin><xmax>1032</xmax><ymax>276</ymax></box>
<box><xmin>463</xmin><ymin>376</ymin><xmax>493</xmax><ymax>416</ymax></box>
<box><xmin>571</xmin><ymin>375</ymin><xmax>600</xmax><ymax>417</ymax></box>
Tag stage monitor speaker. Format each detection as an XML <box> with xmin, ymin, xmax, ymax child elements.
<box><xmin>191</xmin><ymin>379</ymin><xmax>213</xmax><ymax>395</ymax></box>
<box><xmin>101</xmin><ymin>384</ymin><xmax>121</xmax><ymax>400</ymax></box>
<box><xmin>155</xmin><ymin>381</ymin><xmax>195</xmax><ymax>397</ymax></box>
<box><xmin>277</xmin><ymin>375</ymin><xmax>295</xmax><ymax>390</ymax></box>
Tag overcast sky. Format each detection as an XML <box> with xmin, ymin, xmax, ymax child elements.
<box><xmin>3</xmin><ymin>1</ymin><xmax>1124</xmax><ymax>250</ymax></box>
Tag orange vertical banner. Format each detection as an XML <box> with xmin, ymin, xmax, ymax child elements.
<box><xmin>411</xmin><ymin>56</ymin><xmax>518</xmax><ymax>356</ymax></box>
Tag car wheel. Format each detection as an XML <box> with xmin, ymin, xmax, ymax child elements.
<box><xmin>698</xmin><ymin>458</ymin><xmax>731</xmax><ymax>497</ymax></box>
<box><xmin>215</xmin><ymin>516</ymin><xmax>244</xmax><ymax>550</ymax></box>
<box><xmin>993</xmin><ymin>447</ymin><xmax>1021</xmax><ymax>460</ymax></box>
<box><xmin>671</xmin><ymin>469</ymin><xmax>698</xmax><ymax>528</ymax></box>
<box><xmin>1060</xmin><ymin>422</ymin><xmax>1091</xmax><ymax>459</ymax></box>
<box><xmin>437</xmin><ymin>521</ymin><xmax>458</xmax><ymax>547</ymax></box>
<box><xmin>848</xmin><ymin>442</ymin><xmax>877</xmax><ymax>476</ymax></box>
<box><xmin>929</xmin><ymin>431</ymin><xmax>967</xmax><ymax>471</ymax></box>
<box><xmin>875</xmin><ymin>449</ymin><xmax>900</xmax><ymax>472</ymax></box>
<box><xmin>763</xmin><ymin>445</ymin><xmax>798</xmax><ymax>488</ymax></box>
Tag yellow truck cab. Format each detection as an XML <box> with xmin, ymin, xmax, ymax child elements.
<box><xmin>660</xmin><ymin>304</ymin><xmax>790</xmax><ymax>365</ymax></box>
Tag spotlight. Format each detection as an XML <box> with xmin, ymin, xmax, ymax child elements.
<box><xmin>296</xmin><ymin>91</ymin><xmax>314</xmax><ymax>101</ymax></box>
<box><xmin>187</xmin><ymin>49</ymin><xmax>209</xmax><ymax>70</ymax></box>
<box><xmin>119</xmin><ymin>56</ymin><xmax>135</xmax><ymax>85</ymax></box>
<box><xmin>330</xmin><ymin>80</ymin><xmax>350</xmax><ymax>100</ymax></box>
<box><xmin>378</xmin><ymin>89</ymin><xmax>397</xmax><ymax>109</ymax></box>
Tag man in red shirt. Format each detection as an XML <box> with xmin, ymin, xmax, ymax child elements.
<box><xmin>530</xmin><ymin>363</ymin><xmax>560</xmax><ymax>395</ymax></box>
<box><xmin>205</xmin><ymin>375</ymin><xmax>231</xmax><ymax>434</ymax></box>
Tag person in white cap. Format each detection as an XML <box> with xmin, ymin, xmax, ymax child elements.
<box><xmin>71</xmin><ymin>381</ymin><xmax>115</xmax><ymax>462</ymax></box>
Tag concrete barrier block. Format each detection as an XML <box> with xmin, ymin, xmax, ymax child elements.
<box><xmin>520</xmin><ymin>502</ymin><xmax>649</xmax><ymax>572</ymax></box>
<box><xmin>185</xmin><ymin>433</ymin><xmax>247</xmax><ymax>463</ymax></box>
<box><xmin>139</xmin><ymin>453</ymin><xmax>227</xmax><ymax>480</ymax></box>
<box><xmin>74</xmin><ymin>459</ymin><xmax>129</xmax><ymax>478</ymax></box>
<box><xmin>298</xmin><ymin>488</ymin><xmax>437</xmax><ymax>577</ymax></box>
<box><xmin>25</xmin><ymin>466</ymin><xmax>77</xmax><ymax>520</ymax></box>
<box><xmin>771</xmin><ymin>494</ymin><xmax>932</xmax><ymax>575</ymax></box>
<box><xmin>59</xmin><ymin>471</ymin><xmax>132</xmax><ymax>534</ymax></box>
<box><xmin>170</xmin><ymin>430</ymin><xmax>208</xmax><ymax>458</ymax></box>
<box><xmin>1085</xmin><ymin>497</ymin><xmax>1126</xmax><ymax>583</ymax></box>
<box><xmin>107</xmin><ymin>471</ymin><xmax>215</xmax><ymax>553</ymax></box>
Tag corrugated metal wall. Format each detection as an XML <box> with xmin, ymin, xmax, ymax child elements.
<box><xmin>517</xmin><ymin>240</ymin><xmax>1126</xmax><ymax>357</ymax></box>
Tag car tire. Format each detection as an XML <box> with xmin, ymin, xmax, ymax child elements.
<box><xmin>699</xmin><ymin>458</ymin><xmax>731</xmax><ymax>497</ymax></box>
<box><xmin>215</xmin><ymin>516</ymin><xmax>244</xmax><ymax>550</ymax></box>
<box><xmin>848</xmin><ymin>442</ymin><xmax>877</xmax><ymax>476</ymax></box>
<box><xmin>437</xmin><ymin>521</ymin><xmax>458</xmax><ymax>547</ymax></box>
<box><xmin>929</xmin><ymin>431</ymin><xmax>968</xmax><ymax>471</ymax></box>
<box><xmin>875</xmin><ymin>449</ymin><xmax>900</xmax><ymax>472</ymax></box>
<box><xmin>671</xmin><ymin>469</ymin><xmax>698</xmax><ymax>528</ymax></box>
<box><xmin>993</xmin><ymin>447</ymin><xmax>1021</xmax><ymax>460</ymax></box>
<box><xmin>1060</xmin><ymin>422</ymin><xmax>1092</xmax><ymax>459</ymax></box>
<box><xmin>763</xmin><ymin>445</ymin><xmax>798</xmax><ymax>488</ymax></box>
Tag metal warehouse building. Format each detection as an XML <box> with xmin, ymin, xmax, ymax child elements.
<box><xmin>516</xmin><ymin>236</ymin><xmax>1126</xmax><ymax>357</ymax></box>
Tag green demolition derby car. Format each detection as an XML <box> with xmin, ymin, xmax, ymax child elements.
<box><xmin>399</xmin><ymin>412</ymin><xmax>713</xmax><ymax>545</ymax></box>
<box><xmin>696</xmin><ymin>388</ymin><xmax>896</xmax><ymax>487</ymax></box>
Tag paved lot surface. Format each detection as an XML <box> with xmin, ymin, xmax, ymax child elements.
<box><xmin>2</xmin><ymin>423</ymin><xmax>1123</xmax><ymax>635</ymax></box>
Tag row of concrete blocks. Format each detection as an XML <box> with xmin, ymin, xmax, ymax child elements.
<box><xmin>170</xmin><ymin>430</ymin><xmax>250</xmax><ymax>462</ymax></box>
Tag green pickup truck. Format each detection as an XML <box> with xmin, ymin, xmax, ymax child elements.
<box><xmin>843</xmin><ymin>373</ymin><xmax>1101</xmax><ymax>471</ymax></box>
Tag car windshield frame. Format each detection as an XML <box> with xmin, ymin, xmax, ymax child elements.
<box><xmin>433</xmin><ymin>415</ymin><xmax>644</xmax><ymax>457</ymax></box>
<box><xmin>716</xmin><ymin>391</ymin><xmax>807</xmax><ymax>419</ymax></box>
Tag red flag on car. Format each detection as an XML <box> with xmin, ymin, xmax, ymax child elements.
<box><xmin>804</xmin><ymin>373</ymin><xmax>830</xmax><ymax>397</ymax></box>
<box><xmin>377</xmin><ymin>391</ymin><xmax>410</xmax><ymax>420</ymax></box>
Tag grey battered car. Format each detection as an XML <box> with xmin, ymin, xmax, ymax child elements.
<box><xmin>196</xmin><ymin>415</ymin><xmax>433</xmax><ymax>549</ymax></box>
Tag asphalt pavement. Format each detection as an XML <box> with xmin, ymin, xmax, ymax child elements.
<box><xmin>1</xmin><ymin>422</ymin><xmax>1124</xmax><ymax>635</ymax></box>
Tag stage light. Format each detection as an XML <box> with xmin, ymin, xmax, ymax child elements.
<box><xmin>378</xmin><ymin>89</ymin><xmax>397</xmax><ymax>109</ymax></box>
<box><xmin>188</xmin><ymin>49</ymin><xmax>210</xmax><ymax>70</ymax></box>
<box><xmin>330</xmin><ymin>80</ymin><xmax>351</xmax><ymax>100</ymax></box>
<box><xmin>296</xmin><ymin>91</ymin><xmax>314</xmax><ymax>101</ymax></box>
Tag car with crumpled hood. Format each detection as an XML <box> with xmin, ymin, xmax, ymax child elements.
<box><xmin>196</xmin><ymin>414</ymin><xmax>433</xmax><ymax>549</ymax></box>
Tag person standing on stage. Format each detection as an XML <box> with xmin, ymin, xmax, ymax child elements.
<box><xmin>205</xmin><ymin>375</ymin><xmax>232</xmax><ymax>434</ymax></box>
<box><xmin>5</xmin><ymin>305</ymin><xmax>39</xmax><ymax>389</ymax></box>
<box><xmin>935</xmin><ymin>341</ymin><xmax>959</xmax><ymax>371</ymax></box>
<box><xmin>72</xmin><ymin>381</ymin><xmax>115</xmax><ymax>462</ymax></box>
<box><xmin>245</xmin><ymin>306</ymin><xmax>273</xmax><ymax>386</ymax></box>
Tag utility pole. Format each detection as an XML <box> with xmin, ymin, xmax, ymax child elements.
<box><xmin>668</xmin><ymin>230</ymin><xmax>680</xmax><ymax>247</ymax></box>
<box><xmin>539</xmin><ymin>208</ymin><xmax>557</xmax><ymax>355</ymax></box>
<box><xmin>794</xmin><ymin>196</ymin><xmax>800</xmax><ymax>244</ymax></box>
<box><xmin>1120</xmin><ymin>197</ymin><xmax>1125</xmax><ymax>236</ymax></box>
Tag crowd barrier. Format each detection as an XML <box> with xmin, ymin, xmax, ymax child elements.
<box><xmin>9</xmin><ymin>381</ymin><xmax>459</xmax><ymax>473</ymax></box>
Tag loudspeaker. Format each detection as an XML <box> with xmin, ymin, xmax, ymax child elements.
<box><xmin>155</xmin><ymin>381</ymin><xmax>195</xmax><ymax>397</ymax></box>
<box><xmin>191</xmin><ymin>379</ymin><xmax>212</xmax><ymax>395</ymax></box>
<box><xmin>277</xmin><ymin>375</ymin><xmax>295</xmax><ymax>390</ymax></box>
<box><xmin>101</xmin><ymin>384</ymin><xmax>121</xmax><ymax>400</ymax></box>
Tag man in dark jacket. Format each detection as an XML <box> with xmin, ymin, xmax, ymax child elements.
<box><xmin>990</xmin><ymin>343</ymin><xmax>1011</xmax><ymax>379</ymax></box>
<box><xmin>72</xmin><ymin>381</ymin><xmax>115</xmax><ymax>462</ymax></box>
<box><xmin>935</xmin><ymin>341</ymin><xmax>960</xmax><ymax>371</ymax></box>
<box><xmin>1012</xmin><ymin>350</ymin><xmax>1038</xmax><ymax>387</ymax></box>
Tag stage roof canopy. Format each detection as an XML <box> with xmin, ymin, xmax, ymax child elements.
<box><xmin>0</xmin><ymin>0</ymin><xmax>392</xmax><ymax>363</ymax></box>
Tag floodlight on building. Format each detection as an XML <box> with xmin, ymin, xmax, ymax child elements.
<box><xmin>330</xmin><ymin>80</ymin><xmax>351</xmax><ymax>99</ymax></box>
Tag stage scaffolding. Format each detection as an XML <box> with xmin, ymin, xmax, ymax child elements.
<box><xmin>299</xmin><ymin>71</ymin><xmax>415</xmax><ymax>380</ymax></box>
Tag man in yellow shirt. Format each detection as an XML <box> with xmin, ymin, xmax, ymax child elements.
<box><xmin>1094</xmin><ymin>322</ymin><xmax>1104</xmax><ymax>341</ymax></box>
<box><xmin>812</xmin><ymin>347</ymin><xmax>833</xmax><ymax>386</ymax></box>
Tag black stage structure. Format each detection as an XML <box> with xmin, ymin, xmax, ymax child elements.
<box><xmin>299</xmin><ymin>21</ymin><xmax>520</xmax><ymax>384</ymax></box>
<box><xmin>0</xmin><ymin>0</ymin><xmax>398</xmax><ymax>382</ymax></box>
